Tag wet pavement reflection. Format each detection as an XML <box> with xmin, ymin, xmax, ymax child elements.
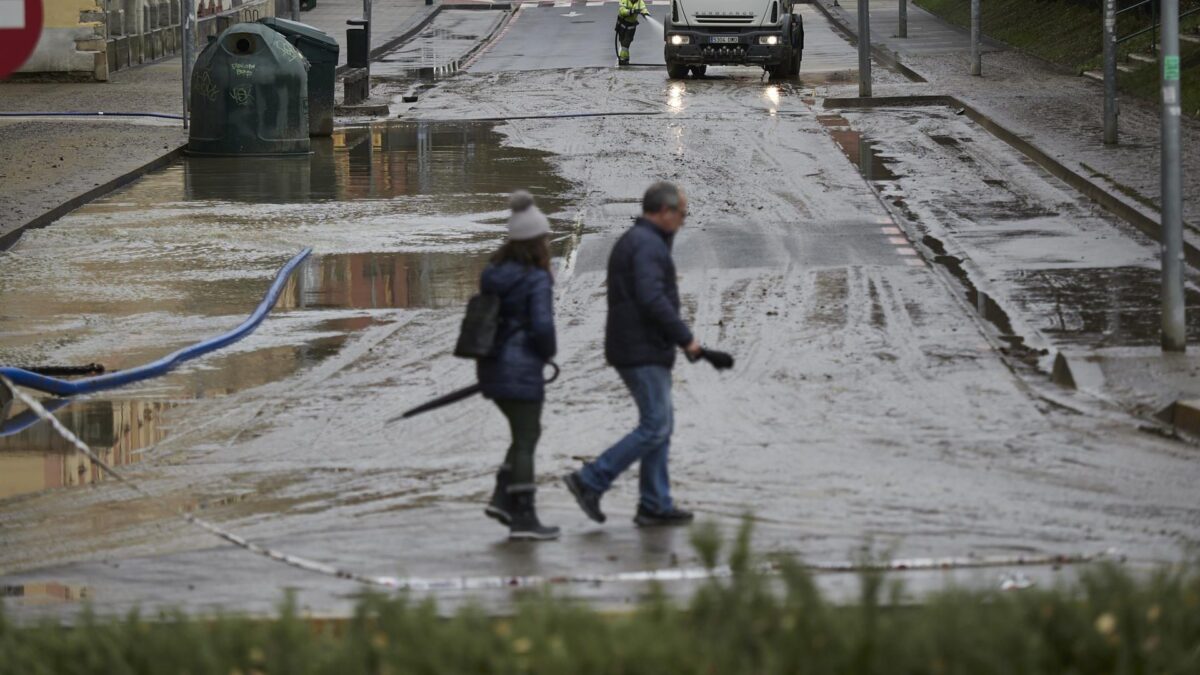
<box><xmin>818</xmin><ymin>114</ymin><xmax>902</xmax><ymax>183</ymax></box>
<box><xmin>1015</xmin><ymin>266</ymin><xmax>1200</xmax><ymax>348</ymax></box>
<box><xmin>0</xmin><ymin>120</ymin><xmax>578</xmax><ymax>499</ymax></box>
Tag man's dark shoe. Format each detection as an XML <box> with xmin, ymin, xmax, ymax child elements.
<box><xmin>484</xmin><ymin>465</ymin><xmax>513</xmax><ymax>526</ymax></box>
<box><xmin>508</xmin><ymin>489</ymin><xmax>560</xmax><ymax>541</ymax></box>
<box><xmin>563</xmin><ymin>471</ymin><xmax>606</xmax><ymax>523</ymax></box>
<box><xmin>634</xmin><ymin>505</ymin><xmax>694</xmax><ymax>527</ymax></box>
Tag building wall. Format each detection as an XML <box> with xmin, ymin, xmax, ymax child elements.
<box><xmin>17</xmin><ymin>0</ymin><xmax>275</xmax><ymax>80</ymax></box>
<box><xmin>17</xmin><ymin>0</ymin><xmax>104</xmax><ymax>76</ymax></box>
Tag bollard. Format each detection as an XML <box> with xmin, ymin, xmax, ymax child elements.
<box><xmin>857</xmin><ymin>0</ymin><xmax>871</xmax><ymax>97</ymax></box>
<box><xmin>1161</xmin><ymin>0</ymin><xmax>1186</xmax><ymax>352</ymax></box>
<box><xmin>1103</xmin><ymin>0</ymin><xmax>1118</xmax><ymax>145</ymax></box>
<box><xmin>899</xmin><ymin>0</ymin><xmax>907</xmax><ymax>39</ymax></box>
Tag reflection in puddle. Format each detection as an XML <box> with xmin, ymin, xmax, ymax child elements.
<box><xmin>1014</xmin><ymin>266</ymin><xmax>1200</xmax><ymax>348</ymax></box>
<box><xmin>2</xmin><ymin>582</ymin><xmax>92</xmax><ymax>604</ymax></box>
<box><xmin>818</xmin><ymin>114</ymin><xmax>901</xmax><ymax>182</ymax></box>
<box><xmin>0</xmin><ymin>120</ymin><xmax>579</xmax><ymax>498</ymax></box>
<box><xmin>0</xmin><ymin>398</ymin><xmax>168</xmax><ymax>500</ymax></box>
<box><xmin>0</xmin><ymin>334</ymin><xmax>350</xmax><ymax>501</ymax></box>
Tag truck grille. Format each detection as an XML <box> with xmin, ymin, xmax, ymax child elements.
<box><xmin>694</xmin><ymin>13</ymin><xmax>755</xmax><ymax>24</ymax></box>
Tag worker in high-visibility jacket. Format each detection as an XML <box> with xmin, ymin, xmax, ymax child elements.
<box><xmin>615</xmin><ymin>0</ymin><xmax>651</xmax><ymax>65</ymax></box>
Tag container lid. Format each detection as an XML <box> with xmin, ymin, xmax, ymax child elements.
<box><xmin>258</xmin><ymin>17</ymin><xmax>339</xmax><ymax>51</ymax></box>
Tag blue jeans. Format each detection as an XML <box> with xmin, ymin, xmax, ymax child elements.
<box><xmin>579</xmin><ymin>365</ymin><xmax>674</xmax><ymax>513</ymax></box>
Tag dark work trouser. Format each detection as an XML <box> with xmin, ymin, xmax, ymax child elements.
<box><xmin>495</xmin><ymin>399</ymin><xmax>543</xmax><ymax>490</ymax></box>
<box><xmin>616</xmin><ymin>20</ymin><xmax>637</xmax><ymax>49</ymax></box>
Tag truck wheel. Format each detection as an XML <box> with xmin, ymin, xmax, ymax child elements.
<box><xmin>789</xmin><ymin>47</ymin><xmax>802</xmax><ymax>77</ymax></box>
<box><xmin>666</xmin><ymin>62</ymin><xmax>689</xmax><ymax>79</ymax></box>
<box><xmin>691</xmin><ymin>65</ymin><xmax>707</xmax><ymax>77</ymax></box>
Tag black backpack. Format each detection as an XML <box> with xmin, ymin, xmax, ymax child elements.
<box><xmin>454</xmin><ymin>293</ymin><xmax>503</xmax><ymax>359</ymax></box>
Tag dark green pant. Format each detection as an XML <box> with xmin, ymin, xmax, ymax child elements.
<box><xmin>495</xmin><ymin>399</ymin><xmax>543</xmax><ymax>488</ymax></box>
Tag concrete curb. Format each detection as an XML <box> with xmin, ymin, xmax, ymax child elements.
<box><xmin>822</xmin><ymin>95</ymin><xmax>1200</xmax><ymax>269</ymax></box>
<box><xmin>0</xmin><ymin>144</ymin><xmax>187</xmax><ymax>251</ymax></box>
<box><xmin>1157</xmin><ymin>399</ymin><xmax>1200</xmax><ymax>439</ymax></box>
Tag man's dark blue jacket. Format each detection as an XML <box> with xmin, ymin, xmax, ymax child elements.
<box><xmin>605</xmin><ymin>217</ymin><xmax>693</xmax><ymax>369</ymax></box>
<box><xmin>476</xmin><ymin>261</ymin><xmax>557</xmax><ymax>401</ymax></box>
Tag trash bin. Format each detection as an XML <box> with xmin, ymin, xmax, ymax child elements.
<box><xmin>187</xmin><ymin>23</ymin><xmax>310</xmax><ymax>156</ymax></box>
<box><xmin>260</xmin><ymin>17</ymin><xmax>340</xmax><ymax>136</ymax></box>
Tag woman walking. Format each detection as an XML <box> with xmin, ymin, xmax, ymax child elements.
<box><xmin>479</xmin><ymin>191</ymin><xmax>560</xmax><ymax>541</ymax></box>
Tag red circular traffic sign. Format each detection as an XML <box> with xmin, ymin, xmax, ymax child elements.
<box><xmin>0</xmin><ymin>0</ymin><xmax>44</xmax><ymax>79</ymax></box>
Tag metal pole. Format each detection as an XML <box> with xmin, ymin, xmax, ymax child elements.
<box><xmin>899</xmin><ymin>0</ymin><xmax>907</xmax><ymax>38</ymax></box>
<box><xmin>970</xmin><ymin>0</ymin><xmax>981</xmax><ymax>76</ymax></box>
<box><xmin>1103</xmin><ymin>0</ymin><xmax>1118</xmax><ymax>145</ymax></box>
<box><xmin>181</xmin><ymin>0</ymin><xmax>195</xmax><ymax>130</ymax></box>
<box><xmin>857</xmin><ymin>0</ymin><xmax>871</xmax><ymax>97</ymax></box>
<box><xmin>290</xmin><ymin>0</ymin><xmax>300</xmax><ymax>21</ymax></box>
<box><xmin>1160</xmin><ymin>0</ymin><xmax>1186</xmax><ymax>351</ymax></box>
<box><xmin>365</xmin><ymin>0</ymin><xmax>373</xmax><ymax>53</ymax></box>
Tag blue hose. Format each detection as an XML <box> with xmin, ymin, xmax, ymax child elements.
<box><xmin>0</xmin><ymin>248</ymin><xmax>312</xmax><ymax>397</ymax></box>
<box><xmin>0</xmin><ymin>111</ymin><xmax>185</xmax><ymax>121</ymax></box>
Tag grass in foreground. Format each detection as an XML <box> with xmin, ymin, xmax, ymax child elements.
<box><xmin>914</xmin><ymin>0</ymin><xmax>1200</xmax><ymax>118</ymax></box>
<box><xmin>1</xmin><ymin>522</ymin><xmax>1198</xmax><ymax>674</ymax></box>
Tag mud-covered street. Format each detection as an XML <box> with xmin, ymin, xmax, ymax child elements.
<box><xmin>2</xmin><ymin>4</ymin><xmax>1199</xmax><ymax>620</ymax></box>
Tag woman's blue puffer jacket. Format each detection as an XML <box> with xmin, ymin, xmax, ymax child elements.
<box><xmin>475</xmin><ymin>261</ymin><xmax>556</xmax><ymax>402</ymax></box>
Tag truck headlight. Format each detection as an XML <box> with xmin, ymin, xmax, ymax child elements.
<box><xmin>758</xmin><ymin>35</ymin><xmax>780</xmax><ymax>46</ymax></box>
<box><xmin>669</xmin><ymin>34</ymin><xmax>690</xmax><ymax>46</ymax></box>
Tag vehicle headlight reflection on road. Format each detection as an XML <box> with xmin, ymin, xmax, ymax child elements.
<box><xmin>667</xmin><ymin>83</ymin><xmax>684</xmax><ymax>111</ymax></box>
<box><xmin>669</xmin><ymin>34</ymin><xmax>689</xmax><ymax>46</ymax></box>
<box><xmin>758</xmin><ymin>35</ymin><xmax>780</xmax><ymax>46</ymax></box>
<box><xmin>765</xmin><ymin>85</ymin><xmax>780</xmax><ymax>115</ymax></box>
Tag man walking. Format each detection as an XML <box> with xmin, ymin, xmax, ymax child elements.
<box><xmin>565</xmin><ymin>181</ymin><xmax>702</xmax><ymax>527</ymax></box>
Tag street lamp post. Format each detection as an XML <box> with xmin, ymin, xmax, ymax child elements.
<box><xmin>1160</xmin><ymin>0</ymin><xmax>1186</xmax><ymax>351</ymax></box>
<box><xmin>858</xmin><ymin>0</ymin><xmax>871</xmax><ymax>96</ymax></box>
<box><xmin>181</xmin><ymin>0</ymin><xmax>195</xmax><ymax>129</ymax></box>
<box><xmin>1103</xmin><ymin>0</ymin><xmax>1118</xmax><ymax>145</ymax></box>
<box><xmin>970</xmin><ymin>0</ymin><xmax>981</xmax><ymax>75</ymax></box>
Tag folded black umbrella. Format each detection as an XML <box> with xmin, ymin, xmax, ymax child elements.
<box><xmin>387</xmin><ymin>362</ymin><xmax>560</xmax><ymax>424</ymax></box>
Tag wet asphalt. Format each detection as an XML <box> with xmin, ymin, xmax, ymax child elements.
<box><xmin>1</xmin><ymin>7</ymin><xmax>1199</xmax><ymax>619</ymax></box>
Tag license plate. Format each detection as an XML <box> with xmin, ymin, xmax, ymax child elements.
<box><xmin>709</xmin><ymin>36</ymin><xmax>740</xmax><ymax>44</ymax></box>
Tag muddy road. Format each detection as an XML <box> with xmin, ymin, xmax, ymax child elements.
<box><xmin>2</xmin><ymin>7</ymin><xmax>1198</xmax><ymax>618</ymax></box>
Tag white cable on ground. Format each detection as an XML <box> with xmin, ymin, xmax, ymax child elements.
<box><xmin>2</xmin><ymin>375</ymin><xmax>1119</xmax><ymax>593</ymax></box>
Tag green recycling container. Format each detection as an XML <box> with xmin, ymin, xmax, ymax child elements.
<box><xmin>259</xmin><ymin>17</ymin><xmax>339</xmax><ymax>137</ymax></box>
<box><xmin>187</xmin><ymin>23</ymin><xmax>310</xmax><ymax>156</ymax></box>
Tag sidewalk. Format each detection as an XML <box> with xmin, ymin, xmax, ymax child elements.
<box><xmin>817</xmin><ymin>0</ymin><xmax>1200</xmax><ymax>430</ymax></box>
<box><xmin>0</xmin><ymin>0</ymin><xmax>442</xmax><ymax>246</ymax></box>
<box><xmin>820</xmin><ymin>0</ymin><xmax>1200</xmax><ymax>231</ymax></box>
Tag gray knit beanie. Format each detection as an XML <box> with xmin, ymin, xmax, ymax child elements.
<box><xmin>506</xmin><ymin>190</ymin><xmax>551</xmax><ymax>241</ymax></box>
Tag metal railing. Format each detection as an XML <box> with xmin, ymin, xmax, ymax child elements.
<box><xmin>1117</xmin><ymin>0</ymin><xmax>1200</xmax><ymax>52</ymax></box>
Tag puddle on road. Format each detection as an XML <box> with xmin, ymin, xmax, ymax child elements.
<box><xmin>0</xmin><ymin>398</ymin><xmax>167</xmax><ymax>500</ymax></box>
<box><xmin>1013</xmin><ymin>266</ymin><xmax>1200</xmax><ymax>348</ymax></box>
<box><xmin>817</xmin><ymin>114</ymin><xmax>901</xmax><ymax>182</ymax></box>
<box><xmin>0</xmin><ymin>120</ymin><xmax>577</xmax><ymax>499</ymax></box>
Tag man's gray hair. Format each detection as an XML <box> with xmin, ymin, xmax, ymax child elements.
<box><xmin>642</xmin><ymin>181</ymin><xmax>682</xmax><ymax>214</ymax></box>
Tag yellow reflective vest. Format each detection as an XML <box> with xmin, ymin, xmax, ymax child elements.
<box><xmin>618</xmin><ymin>0</ymin><xmax>649</xmax><ymax>23</ymax></box>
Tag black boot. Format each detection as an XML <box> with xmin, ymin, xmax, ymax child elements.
<box><xmin>508</xmin><ymin>487</ymin><xmax>560</xmax><ymax>541</ymax></box>
<box><xmin>484</xmin><ymin>465</ymin><xmax>513</xmax><ymax>526</ymax></box>
<box><xmin>564</xmin><ymin>470</ymin><xmax>606</xmax><ymax>523</ymax></box>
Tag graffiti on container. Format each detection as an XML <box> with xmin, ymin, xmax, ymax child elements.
<box><xmin>231</xmin><ymin>62</ymin><xmax>257</xmax><ymax>78</ymax></box>
<box><xmin>229</xmin><ymin>85</ymin><xmax>254</xmax><ymax>107</ymax></box>
<box><xmin>195</xmin><ymin>69</ymin><xmax>220</xmax><ymax>102</ymax></box>
<box><xmin>278</xmin><ymin>41</ymin><xmax>303</xmax><ymax>64</ymax></box>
